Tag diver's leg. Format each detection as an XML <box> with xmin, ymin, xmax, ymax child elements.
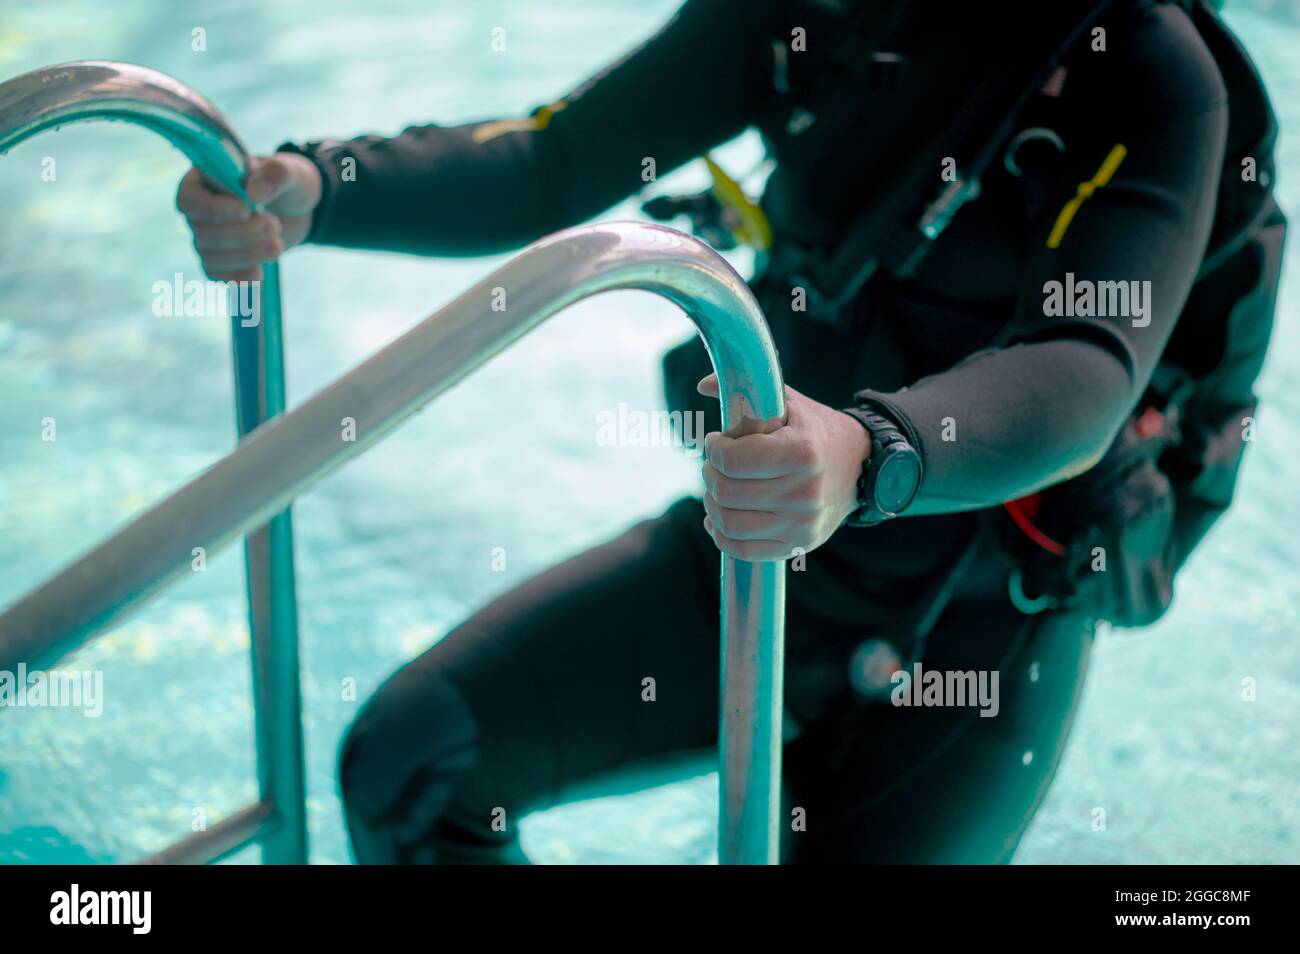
<box><xmin>781</xmin><ymin>601</ymin><xmax>1096</xmax><ymax>864</ymax></box>
<box><xmin>338</xmin><ymin>497</ymin><xmax>722</xmax><ymax>864</ymax></box>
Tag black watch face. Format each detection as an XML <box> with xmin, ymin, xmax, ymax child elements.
<box><xmin>875</xmin><ymin>450</ymin><xmax>921</xmax><ymax>514</ymax></box>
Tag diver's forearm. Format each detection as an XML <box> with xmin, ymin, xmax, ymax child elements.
<box><xmin>279</xmin><ymin>121</ymin><xmax>574</xmax><ymax>256</ymax></box>
<box><xmin>858</xmin><ymin>337</ymin><xmax>1136</xmax><ymax>515</ymax></box>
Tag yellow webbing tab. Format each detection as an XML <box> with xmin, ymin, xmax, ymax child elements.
<box><xmin>472</xmin><ymin>99</ymin><xmax>569</xmax><ymax>145</ymax></box>
<box><xmin>1046</xmin><ymin>142</ymin><xmax>1127</xmax><ymax>249</ymax></box>
<box><xmin>705</xmin><ymin>155</ymin><xmax>773</xmax><ymax>252</ymax></box>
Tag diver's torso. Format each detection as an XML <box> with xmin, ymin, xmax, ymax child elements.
<box><xmin>735</xmin><ymin>0</ymin><xmax>1205</xmax><ymax>595</ymax></box>
<box><xmin>749</xmin><ymin>0</ymin><xmax>1174</xmax><ymax>395</ymax></box>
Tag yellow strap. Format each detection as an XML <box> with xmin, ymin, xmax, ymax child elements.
<box><xmin>705</xmin><ymin>155</ymin><xmax>773</xmax><ymax>252</ymax></box>
<box><xmin>1046</xmin><ymin>143</ymin><xmax>1127</xmax><ymax>249</ymax></box>
<box><xmin>471</xmin><ymin>100</ymin><xmax>569</xmax><ymax>145</ymax></box>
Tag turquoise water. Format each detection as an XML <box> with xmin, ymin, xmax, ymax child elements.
<box><xmin>0</xmin><ymin>0</ymin><xmax>1295</xmax><ymax>864</ymax></box>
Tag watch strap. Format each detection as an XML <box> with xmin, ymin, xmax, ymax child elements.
<box><xmin>841</xmin><ymin>405</ymin><xmax>921</xmax><ymax>526</ymax></box>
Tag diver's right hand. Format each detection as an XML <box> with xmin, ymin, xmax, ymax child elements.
<box><xmin>176</xmin><ymin>152</ymin><xmax>323</xmax><ymax>282</ymax></box>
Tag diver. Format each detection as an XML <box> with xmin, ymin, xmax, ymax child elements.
<box><xmin>175</xmin><ymin>0</ymin><xmax>1284</xmax><ymax>863</ymax></box>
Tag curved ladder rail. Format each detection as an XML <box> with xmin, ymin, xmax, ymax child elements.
<box><xmin>0</xmin><ymin>216</ymin><xmax>790</xmax><ymax>864</ymax></box>
<box><xmin>0</xmin><ymin>61</ymin><xmax>306</xmax><ymax>863</ymax></box>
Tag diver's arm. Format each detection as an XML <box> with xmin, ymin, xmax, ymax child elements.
<box><xmin>278</xmin><ymin>0</ymin><xmax>769</xmax><ymax>257</ymax></box>
<box><xmin>852</xmin><ymin>59</ymin><xmax>1229</xmax><ymax>516</ymax></box>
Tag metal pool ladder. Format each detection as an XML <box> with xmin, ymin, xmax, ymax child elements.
<box><xmin>0</xmin><ymin>62</ymin><xmax>788</xmax><ymax>865</ymax></box>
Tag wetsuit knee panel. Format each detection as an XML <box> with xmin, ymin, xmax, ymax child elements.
<box><xmin>338</xmin><ymin>668</ymin><xmax>481</xmax><ymax>828</ymax></box>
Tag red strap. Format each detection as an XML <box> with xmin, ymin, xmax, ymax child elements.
<box><xmin>1002</xmin><ymin>494</ymin><xmax>1066</xmax><ymax>557</ymax></box>
<box><xmin>1003</xmin><ymin>403</ymin><xmax>1164</xmax><ymax>559</ymax></box>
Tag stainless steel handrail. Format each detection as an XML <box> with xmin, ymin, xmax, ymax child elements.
<box><xmin>0</xmin><ymin>61</ymin><xmax>307</xmax><ymax>864</ymax></box>
<box><xmin>0</xmin><ymin>218</ymin><xmax>789</xmax><ymax>863</ymax></box>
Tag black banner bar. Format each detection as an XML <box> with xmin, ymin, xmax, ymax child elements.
<box><xmin>0</xmin><ymin>864</ymin><xmax>1289</xmax><ymax>941</ymax></box>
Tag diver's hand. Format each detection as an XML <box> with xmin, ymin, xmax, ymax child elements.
<box><xmin>176</xmin><ymin>152</ymin><xmax>322</xmax><ymax>282</ymax></box>
<box><xmin>697</xmin><ymin>373</ymin><xmax>871</xmax><ymax>562</ymax></box>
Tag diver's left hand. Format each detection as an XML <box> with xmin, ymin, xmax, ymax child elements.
<box><xmin>697</xmin><ymin>374</ymin><xmax>871</xmax><ymax>562</ymax></box>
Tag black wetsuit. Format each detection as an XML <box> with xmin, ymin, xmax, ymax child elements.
<box><xmin>282</xmin><ymin>0</ymin><xmax>1233</xmax><ymax>862</ymax></box>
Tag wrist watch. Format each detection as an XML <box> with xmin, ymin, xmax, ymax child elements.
<box><xmin>841</xmin><ymin>404</ymin><xmax>923</xmax><ymax>527</ymax></box>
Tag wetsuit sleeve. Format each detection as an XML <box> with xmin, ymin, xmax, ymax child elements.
<box><xmin>853</xmin><ymin>11</ymin><xmax>1229</xmax><ymax>515</ymax></box>
<box><xmin>277</xmin><ymin>0</ymin><xmax>769</xmax><ymax>256</ymax></box>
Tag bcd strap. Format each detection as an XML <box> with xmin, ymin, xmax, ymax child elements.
<box><xmin>774</xmin><ymin>0</ymin><xmax>1120</xmax><ymax>318</ymax></box>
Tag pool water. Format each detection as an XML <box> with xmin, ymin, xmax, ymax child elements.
<box><xmin>0</xmin><ymin>0</ymin><xmax>1296</xmax><ymax>864</ymax></box>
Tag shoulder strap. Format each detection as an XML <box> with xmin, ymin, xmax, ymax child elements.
<box><xmin>787</xmin><ymin>0</ymin><xmax>1119</xmax><ymax>314</ymax></box>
